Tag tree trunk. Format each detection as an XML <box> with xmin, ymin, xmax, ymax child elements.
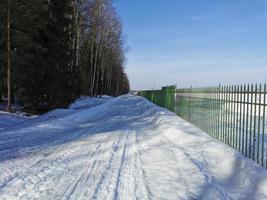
<box><xmin>75</xmin><ymin>9</ymin><xmax>81</xmax><ymax>69</ymax></box>
<box><xmin>89</xmin><ymin>40</ymin><xmax>94</xmax><ymax>95</ymax></box>
<box><xmin>7</xmin><ymin>0</ymin><xmax>11</xmax><ymax>112</ymax></box>
<box><xmin>91</xmin><ymin>41</ymin><xmax>99</xmax><ymax>96</ymax></box>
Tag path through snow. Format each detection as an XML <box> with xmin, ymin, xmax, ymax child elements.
<box><xmin>0</xmin><ymin>95</ymin><xmax>267</xmax><ymax>200</ymax></box>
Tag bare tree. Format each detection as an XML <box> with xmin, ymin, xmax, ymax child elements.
<box><xmin>76</xmin><ymin>0</ymin><xmax>129</xmax><ymax>97</ymax></box>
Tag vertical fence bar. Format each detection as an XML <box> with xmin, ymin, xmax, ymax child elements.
<box><xmin>216</xmin><ymin>86</ymin><xmax>220</xmax><ymax>140</ymax></box>
<box><xmin>239</xmin><ymin>85</ymin><xmax>243</xmax><ymax>152</ymax></box>
<box><xmin>220</xmin><ymin>87</ymin><xmax>223</xmax><ymax>141</ymax></box>
<box><xmin>253</xmin><ymin>84</ymin><xmax>258</xmax><ymax>161</ymax></box>
<box><xmin>213</xmin><ymin>88</ymin><xmax>214</xmax><ymax>137</ymax></box>
<box><xmin>219</xmin><ymin>86</ymin><xmax>223</xmax><ymax>141</ymax></box>
<box><xmin>190</xmin><ymin>87</ymin><xmax>193</xmax><ymax>123</ymax></box>
<box><xmin>217</xmin><ymin>87</ymin><xmax>219</xmax><ymax>139</ymax></box>
<box><xmin>242</xmin><ymin>85</ymin><xmax>246</xmax><ymax>155</ymax></box>
<box><xmin>219</xmin><ymin>86</ymin><xmax>222</xmax><ymax>140</ymax></box>
<box><xmin>194</xmin><ymin>88</ymin><xmax>196</xmax><ymax>123</ymax></box>
<box><xmin>229</xmin><ymin>86</ymin><xmax>232</xmax><ymax>146</ymax></box>
<box><xmin>225</xmin><ymin>86</ymin><xmax>228</xmax><ymax>144</ymax></box>
<box><xmin>200</xmin><ymin>89</ymin><xmax>203</xmax><ymax>131</ymax></box>
<box><xmin>233</xmin><ymin>85</ymin><xmax>236</xmax><ymax>148</ymax></box>
<box><xmin>215</xmin><ymin>87</ymin><xmax>218</xmax><ymax>138</ymax></box>
<box><xmin>249</xmin><ymin>84</ymin><xmax>254</xmax><ymax>159</ymax></box>
<box><xmin>208</xmin><ymin>89</ymin><xmax>210</xmax><ymax>134</ymax></box>
<box><xmin>215</xmin><ymin>87</ymin><xmax>217</xmax><ymax>139</ymax></box>
<box><xmin>194</xmin><ymin>89</ymin><xmax>197</xmax><ymax>128</ymax></box>
<box><xmin>204</xmin><ymin>89</ymin><xmax>206</xmax><ymax>132</ymax></box>
<box><xmin>208</xmin><ymin>88</ymin><xmax>211</xmax><ymax>134</ymax></box>
<box><xmin>262</xmin><ymin>84</ymin><xmax>266</xmax><ymax>167</ymax></box>
<box><xmin>212</xmin><ymin>88</ymin><xmax>214</xmax><ymax>138</ymax></box>
<box><xmin>257</xmin><ymin>84</ymin><xmax>262</xmax><ymax>163</ymax></box>
<box><xmin>212</xmin><ymin>88</ymin><xmax>216</xmax><ymax>137</ymax></box>
<box><xmin>235</xmin><ymin>85</ymin><xmax>240</xmax><ymax>150</ymax></box>
<box><xmin>223</xmin><ymin>86</ymin><xmax>226</xmax><ymax>143</ymax></box>
<box><xmin>226</xmin><ymin>86</ymin><xmax>231</xmax><ymax>145</ymax></box>
<box><xmin>201</xmin><ymin>89</ymin><xmax>203</xmax><ymax>130</ymax></box>
<box><xmin>206</xmin><ymin>88</ymin><xmax>209</xmax><ymax>133</ymax></box>
<box><xmin>230</xmin><ymin>86</ymin><xmax>234</xmax><ymax>147</ymax></box>
<box><xmin>228</xmin><ymin>86</ymin><xmax>232</xmax><ymax>145</ymax></box>
<box><xmin>207</xmin><ymin>89</ymin><xmax>209</xmax><ymax>134</ymax></box>
<box><xmin>261</xmin><ymin>83</ymin><xmax>267</xmax><ymax>168</ymax></box>
<box><xmin>225</xmin><ymin>86</ymin><xmax>229</xmax><ymax>144</ymax></box>
<box><xmin>232</xmin><ymin>85</ymin><xmax>236</xmax><ymax>148</ymax></box>
<box><xmin>199</xmin><ymin>89</ymin><xmax>202</xmax><ymax>131</ymax></box>
<box><xmin>245</xmin><ymin>84</ymin><xmax>250</xmax><ymax>157</ymax></box>
<box><xmin>214</xmin><ymin>87</ymin><xmax>217</xmax><ymax>139</ymax></box>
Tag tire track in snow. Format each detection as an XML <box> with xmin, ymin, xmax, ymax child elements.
<box><xmin>62</xmin><ymin>135</ymin><xmax>111</xmax><ymax>200</ymax></box>
<box><xmin>0</xmin><ymin>142</ymin><xmax>78</xmax><ymax>199</ymax></box>
<box><xmin>114</xmin><ymin>131</ymin><xmax>137</xmax><ymax>200</ymax></box>
<box><xmin>33</xmin><ymin>104</ymin><xmax>126</xmax><ymax>199</ymax></box>
<box><xmin>63</xmin><ymin>109</ymin><xmax>127</xmax><ymax>199</ymax></box>
<box><xmin>113</xmin><ymin>134</ymin><xmax>129</xmax><ymax>199</ymax></box>
<box><xmin>91</xmin><ymin>132</ymin><xmax>126</xmax><ymax>199</ymax></box>
<box><xmin>132</xmin><ymin>130</ymin><xmax>153</xmax><ymax>200</ymax></box>
<box><xmin>0</xmin><ymin>134</ymin><xmax>110</xmax><ymax>200</ymax></box>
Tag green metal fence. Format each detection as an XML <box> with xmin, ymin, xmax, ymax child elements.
<box><xmin>137</xmin><ymin>86</ymin><xmax>176</xmax><ymax>111</ymax></box>
<box><xmin>139</xmin><ymin>84</ymin><xmax>267</xmax><ymax>169</ymax></box>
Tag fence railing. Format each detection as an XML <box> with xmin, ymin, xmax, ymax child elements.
<box><xmin>138</xmin><ymin>84</ymin><xmax>267</xmax><ymax>169</ymax></box>
<box><xmin>138</xmin><ymin>86</ymin><xmax>176</xmax><ymax>111</ymax></box>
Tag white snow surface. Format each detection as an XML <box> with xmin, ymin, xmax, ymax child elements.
<box><xmin>0</xmin><ymin>111</ymin><xmax>31</xmax><ymax>129</ymax></box>
<box><xmin>69</xmin><ymin>95</ymin><xmax>112</xmax><ymax>110</ymax></box>
<box><xmin>0</xmin><ymin>95</ymin><xmax>267</xmax><ymax>200</ymax></box>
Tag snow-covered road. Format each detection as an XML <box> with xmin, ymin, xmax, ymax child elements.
<box><xmin>0</xmin><ymin>95</ymin><xmax>267</xmax><ymax>200</ymax></box>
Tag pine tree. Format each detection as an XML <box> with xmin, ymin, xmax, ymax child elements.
<box><xmin>0</xmin><ymin>0</ymin><xmax>130</xmax><ymax>113</ymax></box>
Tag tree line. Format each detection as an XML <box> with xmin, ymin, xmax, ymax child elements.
<box><xmin>0</xmin><ymin>0</ymin><xmax>129</xmax><ymax>113</ymax></box>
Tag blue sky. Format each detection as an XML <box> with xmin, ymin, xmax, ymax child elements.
<box><xmin>114</xmin><ymin>0</ymin><xmax>267</xmax><ymax>90</ymax></box>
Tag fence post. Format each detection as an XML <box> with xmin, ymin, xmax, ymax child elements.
<box><xmin>241</xmin><ymin>84</ymin><xmax>246</xmax><ymax>154</ymax></box>
<box><xmin>262</xmin><ymin>84</ymin><xmax>266</xmax><ymax>167</ymax></box>
<box><xmin>253</xmin><ymin>84</ymin><xmax>258</xmax><ymax>161</ymax></box>
<box><xmin>235</xmin><ymin>85</ymin><xmax>240</xmax><ymax>150</ymax></box>
<box><xmin>245</xmin><ymin>84</ymin><xmax>249</xmax><ymax>156</ymax></box>
<box><xmin>257</xmin><ymin>84</ymin><xmax>262</xmax><ymax>163</ymax></box>
<box><xmin>230</xmin><ymin>85</ymin><xmax>234</xmax><ymax>147</ymax></box>
<box><xmin>249</xmin><ymin>84</ymin><xmax>254</xmax><ymax>159</ymax></box>
<box><xmin>217</xmin><ymin>86</ymin><xmax>219</xmax><ymax>140</ymax></box>
<box><xmin>233</xmin><ymin>85</ymin><xmax>237</xmax><ymax>148</ymax></box>
<box><xmin>190</xmin><ymin>86</ymin><xmax>192</xmax><ymax>123</ymax></box>
<box><xmin>238</xmin><ymin>85</ymin><xmax>243</xmax><ymax>152</ymax></box>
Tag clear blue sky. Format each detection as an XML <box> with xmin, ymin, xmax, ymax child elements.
<box><xmin>114</xmin><ymin>0</ymin><xmax>267</xmax><ymax>90</ymax></box>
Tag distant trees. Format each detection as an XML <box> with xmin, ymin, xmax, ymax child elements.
<box><xmin>79</xmin><ymin>0</ymin><xmax>129</xmax><ymax>97</ymax></box>
<box><xmin>0</xmin><ymin>0</ymin><xmax>129</xmax><ymax>112</ymax></box>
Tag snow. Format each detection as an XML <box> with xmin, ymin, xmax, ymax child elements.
<box><xmin>0</xmin><ymin>95</ymin><xmax>267</xmax><ymax>200</ymax></box>
<box><xmin>69</xmin><ymin>95</ymin><xmax>112</xmax><ymax>110</ymax></box>
<box><xmin>0</xmin><ymin>111</ymin><xmax>33</xmax><ymax>129</ymax></box>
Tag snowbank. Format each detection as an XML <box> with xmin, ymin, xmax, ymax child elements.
<box><xmin>0</xmin><ymin>111</ymin><xmax>30</xmax><ymax>129</ymax></box>
<box><xmin>0</xmin><ymin>95</ymin><xmax>267</xmax><ymax>200</ymax></box>
<box><xmin>69</xmin><ymin>95</ymin><xmax>112</xmax><ymax>110</ymax></box>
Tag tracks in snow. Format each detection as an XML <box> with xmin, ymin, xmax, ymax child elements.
<box><xmin>0</xmin><ymin>129</ymin><xmax>150</xmax><ymax>200</ymax></box>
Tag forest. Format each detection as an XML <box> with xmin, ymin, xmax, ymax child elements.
<box><xmin>0</xmin><ymin>0</ymin><xmax>130</xmax><ymax>113</ymax></box>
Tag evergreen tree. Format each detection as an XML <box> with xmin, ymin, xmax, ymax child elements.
<box><xmin>0</xmin><ymin>0</ymin><xmax>130</xmax><ymax>113</ymax></box>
